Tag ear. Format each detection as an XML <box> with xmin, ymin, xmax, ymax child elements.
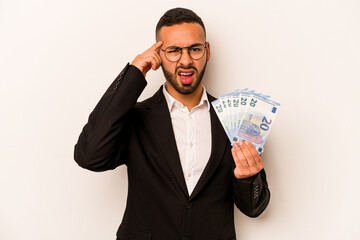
<box><xmin>206</xmin><ymin>41</ymin><xmax>211</xmax><ymax>62</ymax></box>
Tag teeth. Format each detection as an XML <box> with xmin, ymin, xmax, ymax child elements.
<box><xmin>179</xmin><ymin>72</ymin><xmax>193</xmax><ymax>76</ymax></box>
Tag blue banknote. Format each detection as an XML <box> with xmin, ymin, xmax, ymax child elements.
<box><xmin>212</xmin><ymin>89</ymin><xmax>280</xmax><ymax>154</ymax></box>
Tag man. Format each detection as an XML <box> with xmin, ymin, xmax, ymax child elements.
<box><xmin>74</xmin><ymin>8</ymin><xmax>270</xmax><ymax>240</ymax></box>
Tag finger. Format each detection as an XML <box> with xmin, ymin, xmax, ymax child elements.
<box><xmin>149</xmin><ymin>41</ymin><xmax>163</xmax><ymax>51</ymax></box>
<box><xmin>231</xmin><ymin>145</ymin><xmax>242</xmax><ymax>168</ymax></box>
<box><xmin>156</xmin><ymin>50</ymin><xmax>162</xmax><ymax>64</ymax></box>
<box><xmin>143</xmin><ymin>50</ymin><xmax>161</xmax><ymax>68</ymax></box>
<box><xmin>152</xmin><ymin>52</ymin><xmax>162</xmax><ymax>70</ymax></box>
<box><xmin>233</xmin><ymin>142</ymin><xmax>249</xmax><ymax>168</ymax></box>
<box><xmin>238</xmin><ymin>140</ymin><xmax>256</xmax><ymax>167</ymax></box>
<box><xmin>140</xmin><ymin>54</ymin><xmax>158</xmax><ymax>68</ymax></box>
<box><xmin>149</xmin><ymin>55</ymin><xmax>161</xmax><ymax>70</ymax></box>
<box><xmin>245</xmin><ymin>140</ymin><xmax>263</xmax><ymax>165</ymax></box>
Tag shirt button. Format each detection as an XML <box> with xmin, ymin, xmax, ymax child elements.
<box><xmin>190</xmin><ymin>142</ymin><xmax>193</xmax><ymax>148</ymax></box>
<box><xmin>187</xmin><ymin>172</ymin><xmax>192</xmax><ymax>178</ymax></box>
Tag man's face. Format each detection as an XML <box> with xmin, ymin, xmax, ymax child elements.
<box><xmin>157</xmin><ymin>23</ymin><xmax>210</xmax><ymax>95</ymax></box>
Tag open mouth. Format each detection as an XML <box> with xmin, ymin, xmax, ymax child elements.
<box><xmin>178</xmin><ymin>69</ymin><xmax>195</xmax><ymax>85</ymax></box>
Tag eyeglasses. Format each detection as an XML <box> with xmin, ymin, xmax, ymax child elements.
<box><xmin>160</xmin><ymin>43</ymin><xmax>207</xmax><ymax>62</ymax></box>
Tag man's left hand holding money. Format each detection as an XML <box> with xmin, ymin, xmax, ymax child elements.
<box><xmin>231</xmin><ymin>140</ymin><xmax>264</xmax><ymax>180</ymax></box>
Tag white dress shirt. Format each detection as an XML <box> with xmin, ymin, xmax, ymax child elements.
<box><xmin>163</xmin><ymin>84</ymin><xmax>212</xmax><ymax>195</ymax></box>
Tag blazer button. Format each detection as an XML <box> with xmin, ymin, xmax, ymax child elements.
<box><xmin>186</xmin><ymin>202</ymin><xmax>193</xmax><ymax>209</ymax></box>
<box><xmin>181</xmin><ymin>237</ymin><xmax>189</xmax><ymax>240</ymax></box>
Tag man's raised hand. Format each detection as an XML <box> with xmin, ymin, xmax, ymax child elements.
<box><xmin>131</xmin><ymin>41</ymin><xmax>163</xmax><ymax>77</ymax></box>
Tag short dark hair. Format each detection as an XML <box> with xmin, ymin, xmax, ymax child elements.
<box><xmin>156</xmin><ymin>8</ymin><xmax>206</xmax><ymax>40</ymax></box>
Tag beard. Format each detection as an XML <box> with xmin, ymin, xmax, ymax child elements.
<box><xmin>161</xmin><ymin>62</ymin><xmax>207</xmax><ymax>95</ymax></box>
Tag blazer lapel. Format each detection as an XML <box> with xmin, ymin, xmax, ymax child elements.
<box><xmin>143</xmin><ymin>88</ymin><xmax>229</xmax><ymax>200</ymax></box>
<box><xmin>189</xmin><ymin>94</ymin><xmax>229</xmax><ymax>200</ymax></box>
<box><xmin>144</xmin><ymin>86</ymin><xmax>189</xmax><ymax>198</ymax></box>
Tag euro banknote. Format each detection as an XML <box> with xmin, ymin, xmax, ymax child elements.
<box><xmin>212</xmin><ymin>89</ymin><xmax>280</xmax><ymax>154</ymax></box>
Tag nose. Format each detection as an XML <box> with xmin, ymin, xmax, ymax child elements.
<box><xmin>178</xmin><ymin>48</ymin><xmax>194</xmax><ymax>66</ymax></box>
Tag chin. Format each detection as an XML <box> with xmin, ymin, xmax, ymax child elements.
<box><xmin>176</xmin><ymin>80</ymin><xmax>202</xmax><ymax>95</ymax></box>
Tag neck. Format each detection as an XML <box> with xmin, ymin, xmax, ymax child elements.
<box><xmin>165</xmin><ymin>83</ymin><xmax>204</xmax><ymax>111</ymax></box>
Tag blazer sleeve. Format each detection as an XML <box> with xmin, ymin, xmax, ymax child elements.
<box><xmin>74</xmin><ymin>64</ymin><xmax>147</xmax><ymax>172</ymax></box>
<box><xmin>233</xmin><ymin>169</ymin><xmax>270</xmax><ymax>217</ymax></box>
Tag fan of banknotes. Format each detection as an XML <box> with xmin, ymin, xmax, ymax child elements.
<box><xmin>211</xmin><ymin>88</ymin><xmax>280</xmax><ymax>154</ymax></box>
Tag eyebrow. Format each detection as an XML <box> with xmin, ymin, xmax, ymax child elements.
<box><xmin>166</xmin><ymin>43</ymin><xmax>204</xmax><ymax>48</ymax></box>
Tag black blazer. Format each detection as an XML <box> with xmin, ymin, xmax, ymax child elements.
<box><xmin>74</xmin><ymin>64</ymin><xmax>270</xmax><ymax>240</ymax></box>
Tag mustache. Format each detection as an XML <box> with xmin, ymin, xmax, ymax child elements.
<box><xmin>176</xmin><ymin>65</ymin><xmax>197</xmax><ymax>72</ymax></box>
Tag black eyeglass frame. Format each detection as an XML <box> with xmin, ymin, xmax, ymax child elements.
<box><xmin>160</xmin><ymin>42</ymin><xmax>207</xmax><ymax>62</ymax></box>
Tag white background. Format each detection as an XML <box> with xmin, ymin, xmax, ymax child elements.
<box><xmin>1</xmin><ymin>0</ymin><xmax>360</xmax><ymax>239</ymax></box>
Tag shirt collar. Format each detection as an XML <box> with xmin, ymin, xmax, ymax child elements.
<box><xmin>162</xmin><ymin>83</ymin><xmax>210</xmax><ymax>112</ymax></box>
